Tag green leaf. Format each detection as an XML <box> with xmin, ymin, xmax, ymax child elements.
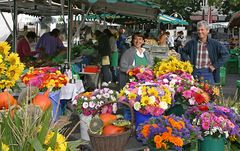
<box><xmin>37</xmin><ymin>108</ymin><xmax>52</xmax><ymax>143</ymax></box>
<box><xmin>67</xmin><ymin>140</ymin><xmax>88</xmax><ymax>151</ymax></box>
<box><xmin>28</xmin><ymin>138</ymin><xmax>44</xmax><ymax>151</ymax></box>
<box><xmin>48</xmin><ymin>131</ymin><xmax>58</xmax><ymax>150</ymax></box>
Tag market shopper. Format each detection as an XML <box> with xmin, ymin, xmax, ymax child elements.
<box><xmin>95</xmin><ymin>30</ymin><xmax>112</xmax><ymax>83</ymax></box>
<box><xmin>17</xmin><ymin>31</ymin><xmax>39</xmax><ymax>61</ymax></box>
<box><xmin>36</xmin><ymin>28</ymin><xmax>66</xmax><ymax>57</ymax></box>
<box><xmin>104</xmin><ymin>29</ymin><xmax>119</xmax><ymax>83</ymax></box>
<box><xmin>119</xmin><ymin>32</ymin><xmax>153</xmax><ymax>89</ymax></box>
<box><xmin>166</xmin><ymin>31</ymin><xmax>174</xmax><ymax>50</ymax></box>
<box><xmin>117</xmin><ymin>27</ymin><xmax>128</xmax><ymax>59</ymax></box>
<box><xmin>174</xmin><ymin>31</ymin><xmax>185</xmax><ymax>53</ymax></box>
<box><xmin>180</xmin><ymin>20</ymin><xmax>229</xmax><ymax>84</ymax></box>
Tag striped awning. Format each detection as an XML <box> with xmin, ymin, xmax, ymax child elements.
<box><xmin>158</xmin><ymin>14</ymin><xmax>189</xmax><ymax>25</ymax></box>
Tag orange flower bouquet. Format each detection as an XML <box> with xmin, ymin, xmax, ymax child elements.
<box><xmin>21</xmin><ymin>66</ymin><xmax>68</xmax><ymax>91</ymax></box>
<box><xmin>136</xmin><ymin>114</ymin><xmax>202</xmax><ymax>151</ymax></box>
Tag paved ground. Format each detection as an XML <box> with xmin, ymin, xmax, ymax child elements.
<box><xmin>222</xmin><ymin>74</ymin><xmax>239</xmax><ymax>98</ymax></box>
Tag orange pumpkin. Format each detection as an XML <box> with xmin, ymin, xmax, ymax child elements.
<box><xmin>99</xmin><ymin>113</ymin><xmax>117</xmax><ymax>126</ymax></box>
<box><xmin>102</xmin><ymin>125</ymin><xmax>124</xmax><ymax>136</ymax></box>
<box><xmin>0</xmin><ymin>91</ymin><xmax>17</xmax><ymax>109</ymax></box>
<box><xmin>32</xmin><ymin>90</ymin><xmax>52</xmax><ymax>111</ymax></box>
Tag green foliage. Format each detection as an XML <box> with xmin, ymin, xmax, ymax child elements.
<box><xmin>150</xmin><ymin>0</ymin><xmax>202</xmax><ymax>21</ymax></box>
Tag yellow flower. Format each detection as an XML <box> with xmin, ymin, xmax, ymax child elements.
<box><xmin>2</xmin><ymin>143</ymin><xmax>9</xmax><ymax>151</ymax></box>
<box><xmin>0</xmin><ymin>63</ymin><xmax>6</xmax><ymax>74</ymax></box>
<box><xmin>46</xmin><ymin>147</ymin><xmax>53</xmax><ymax>151</ymax></box>
<box><xmin>140</xmin><ymin>96</ymin><xmax>150</xmax><ymax>106</ymax></box>
<box><xmin>213</xmin><ymin>86</ymin><xmax>220</xmax><ymax>96</ymax></box>
<box><xmin>0</xmin><ymin>41</ymin><xmax>10</xmax><ymax>57</ymax></box>
<box><xmin>0</xmin><ymin>55</ymin><xmax>3</xmax><ymax>63</ymax></box>
<box><xmin>44</xmin><ymin>132</ymin><xmax>67</xmax><ymax>151</ymax></box>
<box><xmin>128</xmin><ymin>93</ymin><xmax>137</xmax><ymax>100</ymax></box>
<box><xmin>147</xmin><ymin>87</ymin><xmax>158</xmax><ymax>97</ymax></box>
<box><xmin>6</xmin><ymin>52</ymin><xmax>20</xmax><ymax>65</ymax></box>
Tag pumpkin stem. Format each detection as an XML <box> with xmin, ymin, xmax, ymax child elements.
<box><xmin>44</xmin><ymin>90</ymin><xmax>50</xmax><ymax>97</ymax></box>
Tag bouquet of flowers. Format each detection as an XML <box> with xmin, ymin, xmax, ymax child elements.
<box><xmin>74</xmin><ymin>88</ymin><xmax>118</xmax><ymax>116</ymax></box>
<box><xmin>0</xmin><ymin>41</ymin><xmax>25</xmax><ymax>89</ymax></box>
<box><xmin>154</xmin><ymin>56</ymin><xmax>193</xmax><ymax>77</ymax></box>
<box><xmin>127</xmin><ymin>66</ymin><xmax>154</xmax><ymax>83</ymax></box>
<box><xmin>185</xmin><ymin>104</ymin><xmax>240</xmax><ymax>139</ymax></box>
<box><xmin>21</xmin><ymin>67</ymin><xmax>68</xmax><ymax>91</ymax></box>
<box><xmin>136</xmin><ymin>114</ymin><xmax>202</xmax><ymax>151</ymax></box>
<box><xmin>118</xmin><ymin>82</ymin><xmax>172</xmax><ymax>116</ymax></box>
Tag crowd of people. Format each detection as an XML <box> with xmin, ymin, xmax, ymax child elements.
<box><xmin>17</xmin><ymin>20</ymin><xmax>229</xmax><ymax>88</ymax></box>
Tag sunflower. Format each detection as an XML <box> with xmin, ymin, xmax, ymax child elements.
<box><xmin>6</xmin><ymin>52</ymin><xmax>20</xmax><ymax>65</ymax></box>
<box><xmin>0</xmin><ymin>41</ymin><xmax>10</xmax><ymax>57</ymax></box>
<box><xmin>0</xmin><ymin>41</ymin><xmax>25</xmax><ymax>89</ymax></box>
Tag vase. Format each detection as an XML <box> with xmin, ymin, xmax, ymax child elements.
<box><xmin>80</xmin><ymin>114</ymin><xmax>92</xmax><ymax>141</ymax></box>
<box><xmin>165</xmin><ymin>104</ymin><xmax>185</xmax><ymax>116</ymax></box>
<box><xmin>48</xmin><ymin>90</ymin><xmax>61</xmax><ymax>122</ymax></box>
<box><xmin>198</xmin><ymin>135</ymin><xmax>225</xmax><ymax>151</ymax></box>
<box><xmin>134</xmin><ymin>111</ymin><xmax>156</xmax><ymax>129</ymax></box>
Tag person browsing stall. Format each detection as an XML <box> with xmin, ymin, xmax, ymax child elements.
<box><xmin>180</xmin><ymin>20</ymin><xmax>229</xmax><ymax>84</ymax></box>
<box><xmin>36</xmin><ymin>28</ymin><xmax>66</xmax><ymax>57</ymax></box>
<box><xmin>119</xmin><ymin>32</ymin><xmax>153</xmax><ymax>89</ymax></box>
<box><xmin>17</xmin><ymin>31</ymin><xmax>39</xmax><ymax>61</ymax></box>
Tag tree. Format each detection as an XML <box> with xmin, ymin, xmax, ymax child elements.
<box><xmin>150</xmin><ymin>0</ymin><xmax>202</xmax><ymax>22</ymax></box>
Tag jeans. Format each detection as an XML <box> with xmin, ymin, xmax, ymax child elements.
<box><xmin>193</xmin><ymin>68</ymin><xmax>215</xmax><ymax>85</ymax></box>
<box><xmin>102</xmin><ymin>65</ymin><xmax>112</xmax><ymax>82</ymax></box>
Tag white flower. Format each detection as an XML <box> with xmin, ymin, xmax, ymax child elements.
<box><xmin>125</xmin><ymin>90</ymin><xmax>130</xmax><ymax>95</ymax></box>
<box><xmin>134</xmin><ymin>102</ymin><xmax>141</xmax><ymax>111</ymax></box>
<box><xmin>82</xmin><ymin>102</ymin><xmax>89</xmax><ymax>109</ymax></box>
<box><xmin>159</xmin><ymin>101</ymin><xmax>168</xmax><ymax>110</ymax></box>
<box><xmin>188</xmin><ymin>98</ymin><xmax>195</xmax><ymax>105</ymax></box>
<box><xmin>102</xmin><ymin>82</ymin><xmax>108</xmax><ymax>86</ymax></box>
<box><xmin>224</xmin><ymin>131</ymin><xmax>229</xmax><ymax>138</ymax></box>
<box><xmin>149</xmin><ymin>96</ymin><xmax>156</xmax><ymax>105</ymax></box>
<box><xmin>138</xmin><ymin>87</ymin><xmax>142</xmax><ymax>95</ymax></box>
<box><xmin>110</xmin><ymin>95</ymin><xmax>116</xmax><ymax>101</ymax></box>
<box><xmin>96</xmin><ymin>94</ymin><xmax>101</xmax><ymax>99</ymax></box>
<box><xmin>99</xmin><ymin>101</ymin><xmax>104</xmax><ymax>105</ymax></box>
<box><xmin>91</xmin><ymin>96</ymin><xmax>96</xmax><ymax>100</ymax></box>
<box><xmin>163</xmin><ymin>78</ymin><xmax>169</xmax><ymax>83</ymax></box>
<box><xmin>112</xmin><ymin>103</ymin><xmax>117</xmax><ymax>113</ymax></box>
<box><xmin>109</xmin><ymin>90</ymin><xmax>113</xmax><ymax>94</ymax></box>
<box><xmin>89</xmin><ymin>101</ymin><xmax>95</xmax><ymax>108</ymax></box>
<box><xmin>84</xmin><ymin>97</ymin><xmax>88</xmax><ymax>101</ymax></box>
<box><xmin>103</xmin><ymin>93</ymin><xmax>110</xmax><ymax>98</ymax></box>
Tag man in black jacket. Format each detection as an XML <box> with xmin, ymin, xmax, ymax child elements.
<box><xmin>181</xmin><ymin>20</ymin><xmax>229</xmax><ymax>84</ymax></box>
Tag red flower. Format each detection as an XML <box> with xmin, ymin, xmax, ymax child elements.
<box><xmin>198</xmin><ymin>105</ymin><xmax>209</xmax><ymax>112</ymax></box>
<box><xmin>193</xmin><ymin>93</ymin><xmax>206</xmax><ymax>104</ymax></box>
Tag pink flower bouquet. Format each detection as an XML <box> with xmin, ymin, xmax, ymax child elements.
<box><xmin>127</xmin><ymin>66</ymin><xmax>154</xmax><ymax>83</ymax></box>
<box><xmin>185</xmin><ymin>104</ymin><xmax>240</xmax><ymax>139</ymax></box>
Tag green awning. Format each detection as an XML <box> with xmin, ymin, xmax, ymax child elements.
<box><xmin>158</xmin><ymin>14</ymin><xmax>189</xmax><ymax>25</ymax></box>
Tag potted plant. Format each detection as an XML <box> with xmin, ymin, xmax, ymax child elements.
<box><xmin>136</xmin><ymin>114</ymin><xmax>202</xmax><ymax>151</ymax></box>
<box><xmin>185</xmin><ymin>104</ymin><xmax>240</xmax><ymax>151</ymax></box>
<box><xmin>73</xmin><ymin>88</ymin><xmax>118</xmax><ymax>141</ymax></box>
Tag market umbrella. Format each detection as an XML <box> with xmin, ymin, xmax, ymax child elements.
<box><xmin>158</xmin><ymin>14</ymin><xmax>189</xmax><ymax>25</ymax></box>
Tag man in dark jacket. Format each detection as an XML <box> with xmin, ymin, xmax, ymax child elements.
<box><xmin>181</xmin><ymin>20</ymin><xmax>229</xmax><ymax>84</ymax></box>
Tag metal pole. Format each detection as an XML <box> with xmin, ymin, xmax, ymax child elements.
<box><xmin>13</xmin><ymin>0</ymin><xmax>17</xmax><ymax>52</ymax></box>
<box><xmin>68</xmin><ymin>0</ymin><xmax>73</xmax><ymax>63</ymax></box>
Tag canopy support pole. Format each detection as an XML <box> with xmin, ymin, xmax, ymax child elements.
<box><xmin>61</xmin><ymin>0</ymin><xmax>67</xmax><ymax>37</ymax></box>
<box><xmin>13</xmin><ymin>0</ymin><xmax>17</xmax><ymax>52</ymax></box>
<box><xmin>67</xmin><ymin>0</ymin><xmax>73</xmax><ymax>63</ymax></box>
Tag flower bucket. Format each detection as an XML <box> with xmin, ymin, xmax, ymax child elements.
<box><xmin>199</xmin><ymin>135</ymin><xmax>225</xmax><ymax>151</ymax></box>
<box><xmin>49</xmin><ymin>90</ymin><xmax>61</xmax><ymax>122</ymax></box>
<box><xmin>80</xmin><ymin>114</ymin><xmax>92</xmax><ymax>141</ymax></box>
<box><xmin>134</xmin><ymin>111</ymin><xmax>156</xmax><ymax>129</ymax></box>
